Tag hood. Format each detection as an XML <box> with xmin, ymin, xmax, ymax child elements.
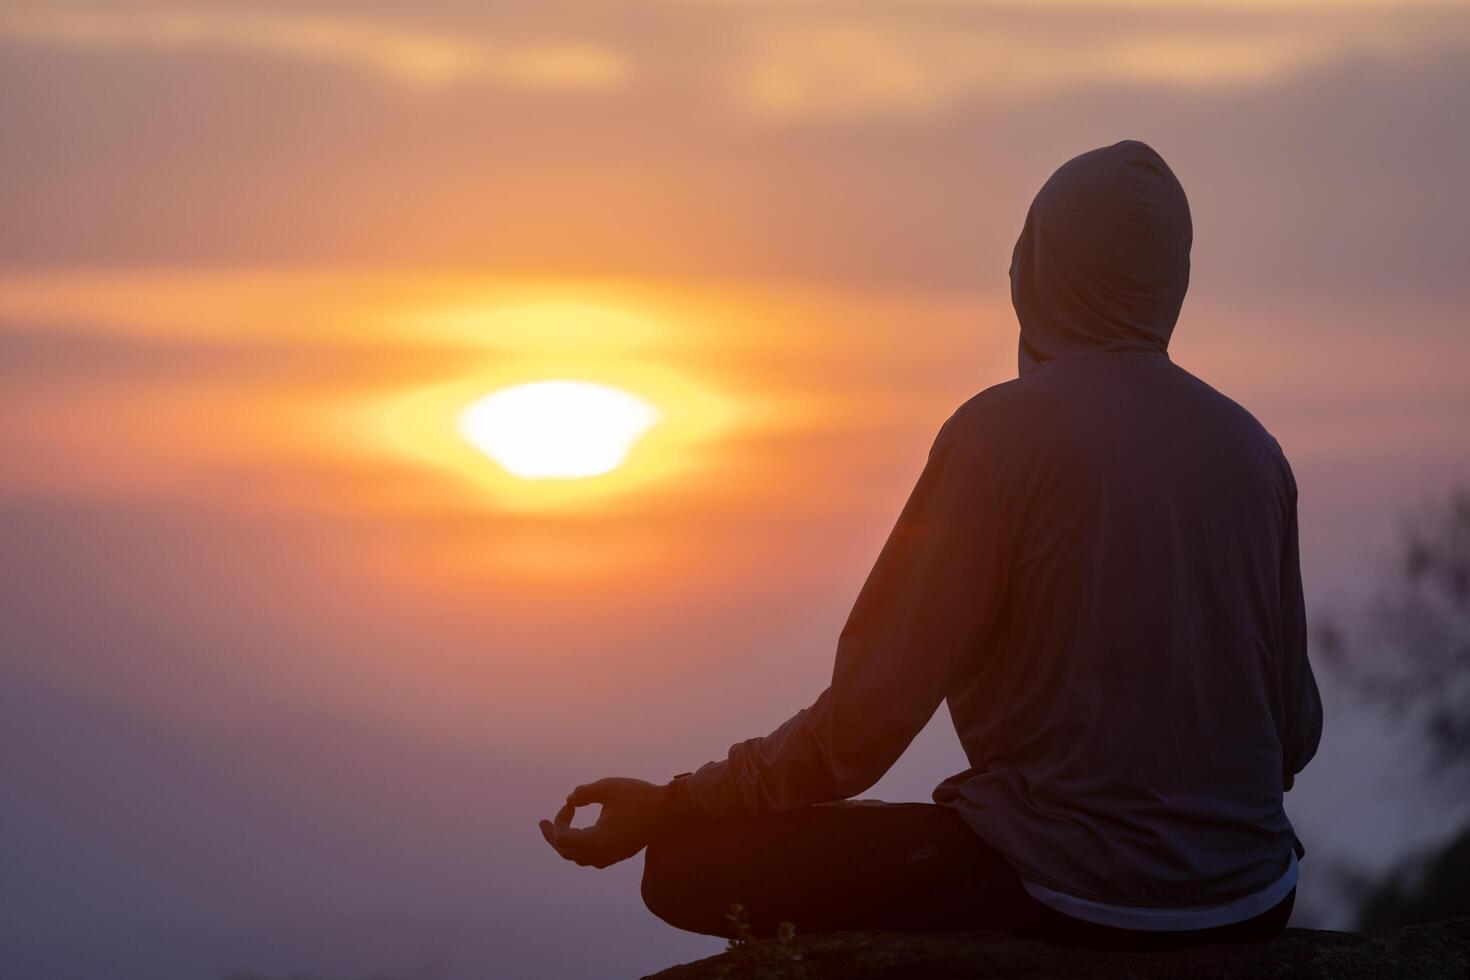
<box><xmin>1010</xmin><ymin>140</ymin><xmax>1192</xmax><ymax>376</ymax></box>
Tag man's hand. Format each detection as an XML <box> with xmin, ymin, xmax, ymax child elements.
<box><xmin>538</xmin><ymin>777</ymin><xmax>677</xmax><ymax>869</ymax></box>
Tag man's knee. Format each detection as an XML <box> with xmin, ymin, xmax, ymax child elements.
<box><xmin>641</xmin><ymin>831</ymin><xmax>725</xmax><ymax>937</ymax></box>
<box><xmin>640</xmin><ymin>838</ymin><xmax>671</xmax><ymax>916</ymax></box>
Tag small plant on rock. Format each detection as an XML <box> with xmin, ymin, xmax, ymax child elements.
<box><xmin>715</xmin><ymin>903</ymin><xmax>806</xmax><ymax>980</ymax></box>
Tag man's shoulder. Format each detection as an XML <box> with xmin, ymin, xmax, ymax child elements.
<box><xmin>949</xmin><ymin>376</ymin><xmax>1035</xmax><ymax>421</ymax></box>
<box><xmin>1169</xmin><ymin>364</ymin><xmax>1291</xmax><ymax>461</ymax></box>
<box><xmin>940</xmin><ymin>373</ymin><xmax>1058</xmax><ymax>431</ymax></box>
<box><xmin>939</xmin><ymin>376</ymin><xmax>1046</xmax><ymax>447</ymax></box>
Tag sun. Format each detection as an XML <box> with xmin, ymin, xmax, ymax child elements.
<box><xmin>458</xmin><ymin>380</ymin><xmax>661</xmax><ymax>479</ymax></box>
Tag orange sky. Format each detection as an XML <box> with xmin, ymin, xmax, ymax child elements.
<box><xmin>3</xmin><ymin>4</ymin><xmax>1470</xmax><ymax>979</ymax></box>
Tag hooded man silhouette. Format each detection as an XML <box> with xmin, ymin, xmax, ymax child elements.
<box><xmin>1012</xmin><ymin>140</ymin><xmax>1192</xmax><ymax>374</ymax></box>
<box><xmin>542</xmin><ymin>140</ymin><xmax>1323</xmax><ymax>948</ymax></box>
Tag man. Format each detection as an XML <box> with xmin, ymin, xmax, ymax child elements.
<box><xmin>539</xmin><ymin>140</ymin><xmax>1323</xmax><ymax>947</ymax></box>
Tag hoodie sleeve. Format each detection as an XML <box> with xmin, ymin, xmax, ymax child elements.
<box><xmin>683</xmin><ymin>422</ymin><xmax>1009</xmax><ymax>819</ymax></box>
<box><xmin>1279</xmin><ymin>466</ymin><xmax>1323</xmax><ymax>792</ymax></box>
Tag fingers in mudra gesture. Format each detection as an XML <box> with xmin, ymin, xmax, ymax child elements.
<box><xmin>538</xmin><ymin>777</ymin><xmax>677</xmax><ymax>869</ymax></box>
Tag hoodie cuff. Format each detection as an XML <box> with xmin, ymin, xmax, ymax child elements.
<box><xmin>683</xmin><ymin>758</ymin><xmax>737</xmax><ymax>821</ymax></box>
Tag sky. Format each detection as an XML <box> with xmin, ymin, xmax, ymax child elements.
<box><xmin>2</xmin><ymin>2</ymin><xmax>1470</xmax><ymax>978</ymax></box>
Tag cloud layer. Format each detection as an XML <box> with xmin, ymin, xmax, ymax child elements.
<box><xmin>0</xmin><ymin>6</ymin><xmax>630</xmax><ymax>89</ymax></box>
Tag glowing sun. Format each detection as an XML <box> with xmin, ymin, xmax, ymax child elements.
<box><xmin>458</xmin><ymin>380</ymin><xmax>661</xmax><ymax>479</ymax></box>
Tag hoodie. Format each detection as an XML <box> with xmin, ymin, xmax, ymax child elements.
<box><xmin>684</xmin><ymin>140</ymin><xmax>1323</xmax><ymax>926</ymax></box>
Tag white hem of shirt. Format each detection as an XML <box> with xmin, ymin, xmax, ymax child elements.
<box><xmin>1021</xmin><ymin>851</ymin><xmax>1299</xmax><ymax>932</ymax></box>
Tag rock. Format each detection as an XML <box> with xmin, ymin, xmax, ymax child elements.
<box><xmin>643</xmin><ymin>916</ymin><xmax>1470</xmax><ymax>979</ymax></box>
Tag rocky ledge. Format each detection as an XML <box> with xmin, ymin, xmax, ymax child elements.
<box><xmin>645</xmin><ymin>916</ymin><xmax>1470</xmax><ymax>980</ymax></box>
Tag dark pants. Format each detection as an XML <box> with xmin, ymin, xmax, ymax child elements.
<box><xmin>641</xmin><ymin>800</ymin><xmax>1295</xmax><ymax>949</ymax></box>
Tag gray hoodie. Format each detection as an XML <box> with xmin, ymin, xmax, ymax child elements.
<box><xmin>684</xmin><ymin>140</ymin><xmax>1323</xmax><ymax>925</ymax></box>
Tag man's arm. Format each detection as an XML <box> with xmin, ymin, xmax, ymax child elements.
<box><xmin>683</xmin><ymin>426</ymin><xmax>1008</xmax><ymax>818</ymax></box>
<box><xmin>1279</xmin><ymin>467</ymin><xmax>1323</xmax><ymax>793</ymax></box>
<box><xmin>540</xmin><ymin>420</ymin><xmax>1009</xmax><ymax>866</ymax></box>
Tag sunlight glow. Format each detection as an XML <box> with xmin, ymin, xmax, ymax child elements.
<box><xmin>458</xmin><ymin>381</ymin><xmax>661</xmax><ymax>479</ymax></box>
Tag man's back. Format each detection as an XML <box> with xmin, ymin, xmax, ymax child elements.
<box><xmin>936</xmin><ymin>351</ymin><xmax>1320</xmax><ymax>913</ymax></box>
<box><xmin>667</xmin><ymin>141</ymin><xmax>1321</xmax><ymax>922</ymax></box>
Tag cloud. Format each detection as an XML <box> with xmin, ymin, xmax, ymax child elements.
<box><xmin>2</xmin><ymin>4</ymin><xmax>1467</xmax><ymax>300</ymax></box>
<box><xmin>0</xmin><ymin>5</ymin><xmax>630</xmax><ymax>91</ymax></box>
<box><xmin>10</xmin><ymin>2</ymin><xmax>1468</xmax><ymax>117</ymax></box>
<box><xmin>721</xmin><ymin>6</ymin><xmax>1470</xmax><ymax>119</ymax></box>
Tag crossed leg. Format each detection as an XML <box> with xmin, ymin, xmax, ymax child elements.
<box><xmin>640</xmin><ymin>799</ymin><xmax>1028</xmax><ymax>940</ymax></box>
<box><xmin>640</xmin><ymin>798</ymin><xmax>1297</xmax><ymax>949</ymax></box>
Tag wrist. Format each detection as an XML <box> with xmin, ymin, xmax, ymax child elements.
<box><xmin>656</xmin><ymin>773</ymin><xmax>699</xmax><ymax>832</ymax></box>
